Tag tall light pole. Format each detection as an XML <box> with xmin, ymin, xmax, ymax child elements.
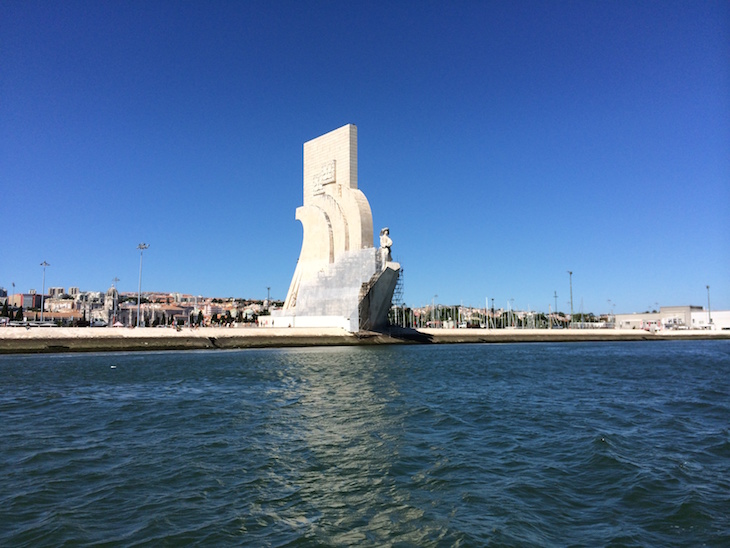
<box><xmin>707</xmin><ymin>285</ymin><xmax>712</xmax><ymax>327</ymax></box>
<box><xmin>485</xmin><ymin>297</ymin><xmax>489</xmax><ymax>330</ymax></box>
<box><xmin>432</xmin><ymin>294</ymin><xmax>438</xmax><ymax>325</ymax></box>
<box><xmin>40</xmin><ymin>261</ymin><xmax>50</xmax><ymax>322</ymax></box>
<box><xmin>568</xmin><ymin>271</ymin><xmax>573</xmax><ymax>329</ymax></box>
<box><xmin>137</xmin><ymin>243</ymin><xmax>149</xmax><ymax>327</ymax></box>
<box><xmin>112</xmin><ymin>277</ymin><xmax>120</xmax><ymax>325</ymax></box>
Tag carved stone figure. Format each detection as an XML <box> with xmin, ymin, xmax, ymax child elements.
<box><xmin>379</xmin><ymin>227</ymin><xmax>392</xmax><ymax>265</ymax></box>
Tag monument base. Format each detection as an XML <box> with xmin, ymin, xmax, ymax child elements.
<box><xmin>259</xmin><ymin>314</ymin><xmax>355</xmax><ymax>331</ymax></box>
<box><xmin>266</xmin><ymin>249</ymin><xmax>400</xmax><ymax>333</ymax></box>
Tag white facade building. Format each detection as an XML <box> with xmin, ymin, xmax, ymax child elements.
<box><xmin>615</xmin><ymin>305</ymin><xmax>729</xmax><ymax>331</ymax></box>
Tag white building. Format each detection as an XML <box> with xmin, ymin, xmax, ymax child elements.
<box><xmin>615</xmin><ymin>305</ymin><xmax>729</xmax><ymax>331</ymax></box>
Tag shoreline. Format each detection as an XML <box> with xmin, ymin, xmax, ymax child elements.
<box><xmin>1</xmin><ymin>326</ymin><xmax>728</xmax><ymax>354</ymax></box>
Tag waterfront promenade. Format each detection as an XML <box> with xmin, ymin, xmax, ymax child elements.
<box><xmin>1</xmin><ymin>326</ymin><xmax>728</xmax><ymax>354</ymax></box>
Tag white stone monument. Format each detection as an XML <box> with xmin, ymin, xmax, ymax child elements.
<box><xmin>271</xmin><ymin>124</ymin><xmax>401</xmax><ymax>332</ymax></box>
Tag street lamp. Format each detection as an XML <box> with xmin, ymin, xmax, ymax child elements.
<box><xmin>137</xmin><ymin>243</ymin><xmax>149</xmax><ymax>327</ymax></box>
<box><xmin>40</xmin><ymin>261</ymin><xmax>50</xmax><ymax>322</ymax></box>
<box><xmin>111</xmin><ymin>277</ymin><xmax>120</xmax><ymax>325</ymax></box>
<box><xmin>485</xmin><ymin>297</ymin><xmax>489</xmax><ymax>330</ymax></box>
<box><xmin>707</xmin><ymin>285</ymin><xmax>712</xmax><ymax>327</ymax></box>
<box><xmin>432</xmin><ymin>295</ymin><xmax>438</xmax><ymax>325</ymax></box>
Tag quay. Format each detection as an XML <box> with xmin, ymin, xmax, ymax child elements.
<box><xmin>1</xmin><ymin>326</ymin><xmax>728</xmax><ymax>354</ymax></box>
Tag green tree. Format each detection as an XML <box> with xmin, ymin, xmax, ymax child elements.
<box><xmin>15</xmin><ymin>305</ymin><xmax>23</xmax><ymax>321</ymax></box>
<box><xmin>197</xmin><ymin>311</ymin><xmax>204</xmax><ymax>325</ymax></box>
<box><xmin>1</xmin><ymin>301</ymin><xmax>8</xmax><ymax>318</ymax></box>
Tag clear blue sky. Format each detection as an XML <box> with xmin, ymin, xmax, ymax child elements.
<box><xmin>2</xmin><ymin>1</ymin><xmax>728</xmax><ymax>314</ymax></box>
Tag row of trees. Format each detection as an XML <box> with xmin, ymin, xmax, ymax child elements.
<box><xmin>1</xmin><ymin>301</ymin><xmax>23</xmax><ymax>321</ymax></box>
<box><xmin>206</xmin><ymin>310</ymin><xmax>258</xmax><ymax>326</ymax></box>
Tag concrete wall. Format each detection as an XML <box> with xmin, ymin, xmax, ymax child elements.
<box><xmin>260</xmin><ymin>314</ymin><xmax>353</xmax><ymax>331</ymax></box>
<box><xmin>691</xmin><ymin>309</ymin><xmax>730</xmax><ymax>330</ymax></box>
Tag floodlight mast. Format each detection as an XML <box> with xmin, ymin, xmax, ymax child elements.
<box><xmin>707</xmin><ymin>285</ymin><xmax>712</xmax><ymax>327</ymax></box>
<box><xmin>137</xmin><ymin>244</ymin><xmax>149</xmax><ymax>327</ymax></box>
<box><xmin>112</xmin><ymin>277</ymin><xmax>120</xmax><ymax>324</ymax></box>
<box><xmin>40</xmin><ymin>261</ymin><xmax>50</xmax><ymax>322</ymax></box>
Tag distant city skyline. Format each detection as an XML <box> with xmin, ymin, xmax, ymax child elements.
<box><xmin>2</xmin><ymin>2</ymin><xmax>728</xmax><ymax>313</ymax></box>
<box><xmin>0</xmin><ymin>280</ymin><xmax>716</xmax><ymax>318</ymax></box>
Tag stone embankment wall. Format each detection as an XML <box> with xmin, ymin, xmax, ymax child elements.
<box><xmin>1</xmin><ymin>327</ymin><xmax>728</xmax><ymax>354</ymax></box>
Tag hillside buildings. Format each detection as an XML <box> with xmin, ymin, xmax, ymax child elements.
<box><xmin>1</xmin><ymin>283</ymin><xmax>727</xmax><ymax>331</ymax></box>
<box><xmin>0</xmin><ymin>285</ymin><xmax>273</xmax><ymax>327</ymax></box>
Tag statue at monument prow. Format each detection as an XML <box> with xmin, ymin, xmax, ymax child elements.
<box><xmin>272</xmin><ymin>124</ymin><xmax>401</xmax><ymax>333</ymax></box>
<box><xmin>379</xmin><ymin>227</ymin><xmax>393</xmax><ymax>266</ymax></box>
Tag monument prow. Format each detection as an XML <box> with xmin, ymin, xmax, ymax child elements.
<box><xmin>269</xmin><ymin>124</ymin><xmax>401</xmax><ymax>332</ymax></box>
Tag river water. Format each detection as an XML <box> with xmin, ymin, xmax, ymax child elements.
<box><xmin>1</xmin><ymin>341</ymin><xmax>728</xmax><ymax>546</ymax></box>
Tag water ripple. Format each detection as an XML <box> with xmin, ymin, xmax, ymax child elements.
<box><xmin>1</xmin><ymin>342</ymin><xmax>729</xmax><ymax>546</ymax></box>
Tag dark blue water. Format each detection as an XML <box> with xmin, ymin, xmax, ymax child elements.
<box><xmin>1</xmin><ymin>341</ymin><xmax>729</xmax><ymax>546</ymax></box>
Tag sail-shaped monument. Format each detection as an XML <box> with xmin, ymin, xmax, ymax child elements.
<box><xmin>266</xmin><ymin>124</ymin><xmax>401</xmax><ymax>332</ymax></box>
